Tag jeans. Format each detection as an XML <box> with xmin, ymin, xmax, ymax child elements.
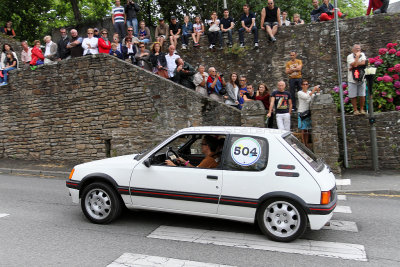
<box><xmin>208</xmin><ymin>31</ymin><xmax>222</xmax><ymax>46</ymax></box>
<box><xmin>276</xmin><ymin>113</ymin><xmax>291</xmax><ymax>132</ymax></box>
<box><xmin>1</xmin><ymin>67</ymin><xmax>16</xmax><ymax>83</ymax></box>
<box><xmin>289</xmin><ymin>78</ymin><xmax>302</xmax><ymax>109</ymax></box>
<box><xmin>220</xmin><ymin>29</ymin><xmax>233</xmax><ymax>45</ymax></box>
<box><xmin>114</xmin><ymin>22</ymin><xmax>126</xmax><ymax>39</ymax></box>
<box><xmin>238</xmin><ymin>26</ymin><xmax>258</xmax><ymax>44</ymax></box>
<box><xmin>126</xmin><ymin>18</ymin><xmax>138</xmax><ymax>36</ymax></box>
<box><xmin>182</xmin><ymin>33</ymin><xmax>190</xmax><ymax>45</ymax></box>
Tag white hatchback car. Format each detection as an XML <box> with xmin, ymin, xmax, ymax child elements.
<box><xmin>67</xmin><ymin>126</ymin><xmax>336</xmax><ymax>242</ymax></box>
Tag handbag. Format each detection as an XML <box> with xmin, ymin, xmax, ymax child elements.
<box><xmin>157</xmin><ymin>68</ymin><xmax>169</xmax><ymax>78</ymax></box>
<box><xmin>299</xmin><ymin>110</ymin><xmax>311</xmax><ymax>120</ymax></box>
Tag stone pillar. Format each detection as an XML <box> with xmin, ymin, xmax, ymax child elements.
<box><xmin>241</xmin><ymin>101</ymin><xmax>266</xmax><ymax>127</ymax></box>
<box><xmin>311</xmin><ymin>94</ymin><xmax>341</xmax><ymax>174</ymax></box>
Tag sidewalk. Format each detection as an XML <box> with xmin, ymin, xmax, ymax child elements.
<box><xmin>337</xmin><ymin>169</ymin><xmax>400</xmax><ymax>195</ymax></box>
<box><xmin>0</xmin><ymin>159</ymin><xmax>399</xmax><ymax>195</ymax></box>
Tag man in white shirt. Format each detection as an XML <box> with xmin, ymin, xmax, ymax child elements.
<box><xmin>20</xmin><ymin>41</ymin><xmax>32</xmax><ymax>65</ymax></box>
<box><xmin>165</xmin><ymin>45</ymin><xmax>180</xmax><ymax>80</ymax></box>
<box><xmin>347</xmin><ymin>43</ymin><xmax>367</xmax><ymax>115</ymax></box>
<box><xmin>43</xmin><ymin>36</ymin><xmax>58</xmax><ymax>64</ymax></box>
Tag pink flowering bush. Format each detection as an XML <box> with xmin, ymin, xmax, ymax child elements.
<box><xmin>331</xmin><ymin>82</ymin><xmax>354</xmax><ymax>113</ymax></box>
<box><xmin>369</xmin><ymin>42</ymin><xmax>400</xmax><ymax>112</ymax></box>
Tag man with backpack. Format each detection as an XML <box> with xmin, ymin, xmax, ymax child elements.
<box><xmin>347</xmin><ymin>44</ymin><xmax>367</xmax><ymax>115</ymax></box>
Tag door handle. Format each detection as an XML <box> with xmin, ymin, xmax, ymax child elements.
<box><xmin>207</xmin><ymin>175</ymin><xmax>218</xmax><ymax>180</ymax></box>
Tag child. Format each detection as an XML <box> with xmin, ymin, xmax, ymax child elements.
<box><xmin>29</xmin><ymin>40</ymin><xmax>44</xmax><ymax>70</ymax></box>
<box><xmin>0</xmin><ymin>51</ymin><xmax>17</xmax><ymax>86</ymax></box>
<box><xmin>192</xmin><ymin>16</ymin><xmax>204</xmax><ymax>47</ymax></box>
<box><xmin>109</xmin><ymin>43</ymin><xmax>124</xmax><ymax>59</ymax></box>
<box><xmin>181</xmin><ymin>16</ymin><xmax>193</xmax><ymax>49</ymax></box>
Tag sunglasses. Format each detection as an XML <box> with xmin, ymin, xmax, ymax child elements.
<box><xmin>87</xmin><ymin>32</ymin><xmax>94</xmax><ymax>34</ymax></box>
<box><xmin>240</xmin><ymin>79</ymin><xmax>246</xmax><ymax>82</ymax></box>
<box><xmin>302</xmin><ymin>83</ymin><xmax>309</xmax><ymax>85</ymax></box>
<box><xmin>128</xmin><ymin>29</ymin><xmax>133</xmax><ymax>31</ymax></box>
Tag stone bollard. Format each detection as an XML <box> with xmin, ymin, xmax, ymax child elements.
<box><xmin>241</xmin><ymin>101</ymin><xmax>266</xmax><ymax>127</ymax></box>
<box><xmin>311</xmin><ymin>94</ymin><xmax>341</xmax><ymax>174</ymax></box>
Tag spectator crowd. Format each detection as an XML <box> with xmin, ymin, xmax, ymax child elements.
<box><xmin>0</xmin><ymin>0</ymin><xmax>376</xmax><ymax>140</ymax></box>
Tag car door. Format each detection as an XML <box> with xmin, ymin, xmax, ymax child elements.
<box><xmin>129</xmin><ymin>134</ymin><xmax>223</xmax><ymax>215</ymax></box>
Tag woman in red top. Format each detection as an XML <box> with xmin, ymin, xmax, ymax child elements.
<box><xmin>98</xmin><ymin>29</ymin><xmax>112</xmax><ymax>54</ymax></box>
<box><xmin>256</xmin><ymin>83</ymin><xmax>273</xmax><ymax>128</ymax></box>
<box><xmin>30</xmin><ymin>40</ymin><xmax>45</xmax><ymax>70</ymax></box>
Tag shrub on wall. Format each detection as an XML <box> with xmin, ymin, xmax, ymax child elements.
<box><xmin>331</xmin><ymin>42</ymin><xmax>400</xmax><ymax>113</ymax></box>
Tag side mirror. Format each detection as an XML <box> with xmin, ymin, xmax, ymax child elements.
<box><xmin>143</xmin><ymin>158</ymin><xmax>151</xmax><ymax>168</ymax></box>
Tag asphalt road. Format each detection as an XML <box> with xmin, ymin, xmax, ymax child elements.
<box><xmin>0</xmin><ymin>173</ymin><xmax>399</xmax><ymax>267</ymax></box>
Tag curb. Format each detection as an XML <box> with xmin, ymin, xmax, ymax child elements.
<box><xmin>0</xmin><ymin>168</ymin><xmax>69</xmax><ymax>178</ymax></box>
<box><xmin>337</xmin><ymin>190</ymin><xmax>400</xmax><ymax>196</ymax></box>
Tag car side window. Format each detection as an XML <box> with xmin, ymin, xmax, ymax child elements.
<box><xmin>223</xmin><ymin>135</ymin><xmax>268</xmax><ymax>171</ymax></box>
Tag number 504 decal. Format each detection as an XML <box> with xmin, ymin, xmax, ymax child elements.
<box><xmin>231</xmin><ymin>137</ymin><xmax>262</xmax><ymax>166</ymax></box>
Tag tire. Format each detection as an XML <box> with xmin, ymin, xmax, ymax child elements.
<box><xmin>257</xmin><ymin>198</ymin><xmax>307</xmax><ymax>242</ymax></box>
<box><xmin>80</xmin><ymin>182</ymin><xmax>122</xmax><ymax>224</ymax></box>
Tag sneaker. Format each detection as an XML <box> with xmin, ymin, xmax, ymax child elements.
<box><xmin>240</xmin><ymin>43</ymin><xmax>245</xmax><ymax>48</ymax></box>
<box><xmin>182</xmin><ymin>44</ymin><xmax>187</xmax><ymax>50</ymax></box>
<box><xmin>360</xmin><ymin>110</ymin><xmax>366</xmax><ymax>115</ymax></box>
<box><xmin>193</xmin><ymin>43</ymin><xmax>197</xmax><ymax>47</ymax></box>
<box><xmin>353</xmin><ymin>110</ymin><xmax>360</xmax><ymax>115</ymax></box>
<box><xmin>271</xmin><ymin>37</ymin><xmax>277</xmax><ymax>42</ymax></box>
<box><xmin>254</xmin><ymin>42</ymin><xmax>259</xmax><ymax>48</ymax></box>
<box><xmin>0</xmin><ymin>82</ymin><xmax>7</xmax><ymax>86</ymax></box>
<box><xmin>219</xmin><ymin>46</ymin><xmax>223</xmax><ymax>50</ymax></box>
<box><xmin>30</xmin><ymin>65</ymin><xmax>37</xmax><ymax>71</ymax></box>
<box><xmin>228</xmin><ymin>43</ymin><xmax>233</xmax><ymax>48</ymax></box>
<box><xmin>209</xmin><ymin>44</ymin><xmax>215</xmax><ymax>49</ymax></box>
<box><xmin>341</xmin><ymin>13</ymin><xmax>347</xmax><ymax>19</ymax></box>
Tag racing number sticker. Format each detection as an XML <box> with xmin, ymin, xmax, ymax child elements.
<box><xmin>231</xmin><ymin>137</ymin><xmax>261</xmax><ymax>166</ymax></box>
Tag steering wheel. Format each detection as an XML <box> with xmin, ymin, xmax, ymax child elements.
<box><xmin>166</xmin><ymin>147</ymin><xmax>180</xmax><ymax>165</ymax></box>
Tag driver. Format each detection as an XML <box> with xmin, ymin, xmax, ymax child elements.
<box><xmin>165</xmin><ymin>136</ymin><xmax>219</xmax><ymax>168</ymax></box>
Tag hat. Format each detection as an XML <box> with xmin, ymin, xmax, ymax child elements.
<box><xmin>94</xmin><ymin>28</ymin><xmax>99</xmax><ymax>31</ymax></box>
<box><xmin>171</xmin><ymin>16</ymin><xmax>176</xmax><ymax>20</ymax></box>
<box><xmin>159</xmin><ymin>17</ymin><xmax>164</xmax><ymax>21</ymax></box>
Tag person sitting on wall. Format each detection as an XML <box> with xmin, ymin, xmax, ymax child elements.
<box><xmin>311</xmin><ymin>0</ymin><xmax>322</xmax><ymax>22</ymax></box>
<box><xmin>1</xmin><ymin>43</ymin><xmax>19</xmax><ymax>70</ymax></box>
<box><xmin>165</xmin><ymin>136</ymin><xmax>220</xmax><ymax>168</ymax></box>
<box><xmin>207</xmin><ymin>11</ymin><xmax>222</xmax><ymax>49</ymax></box>
<box><xmin>173</xmin><ymin>57</ymin><xmax>196</xmax><ymax>89</ymax></box>
<box><xmin>239</xmin><ymin>4</ymin><xmax>259</xmax><ymax>47</ymax></box>
<box><xmin>21</xmin><ymin>41</ymin><xmax>32</xmax><ymax>66</ymax></box>
<box><xmin>4</xmin><ymin>21</ymin><xmax>16</xmax><ymax>38</ymax></box>
<box><xmin>122</xmin><ymin>37</ymin><xmax>137</xmax><ymax>64</ymax></box>
<box><xmin>138</xmin><ymin>20</ymin><xmax>152</xmax><ymax>44</ymax></box>
<box><xmin>43</xmin><ymin>35</ymin><xmax>58</xmax><ymax>64</ymax></box>
<box><xmin>292</xmin><ymin>14</ymin><xmax>305</xmax><ymax>25</ymax></box>
<box><xmin>0</xmin><ymin>51</ymin><xmax>17</xmax><ymax>86</ymax></box>
<box><xmin>181</xmin><ymin>15</ymin><xmax>193</xmax><ymax>50</ymax></box>
<box><xmin>169</xmin><ymin>16</ymin><xmax>181</xmax><ymax>49</ymax></box>
<box><xmin>155</xmin><ymin>18</ymin><xmax>169</xmax><ymax>48</ymax></box>
<box><xmin>281</xmin><ymin>11</ymin><xmax>291</xmax><ymax>26</ymax></box>
<box><xmin>220</xmin><ymin>9</ymin><xmax>235</xmax><ymax>48</ymax></box>
<box><xmin>319</xmin><ymin>0</ymin><xmax>345</xmax><ymax>21</ymax></box>
<box><xmin>367</xmin><ymin>0</ymin><xmax>389</xmax><ymax>15</ymax></box>
<box><xmin>191</xmin><ymin>16</ymin><xmax>205</xmax><ymax>47</ymax></box>
<box><xmin>29</xmin><ymin>40</ymin><xmax>45</xmax><ymax>70</ymax></box>
<box><xmin>260</xmin><ymin>0</ymin><xmax>280</xmax><ymax>42</ymax></box>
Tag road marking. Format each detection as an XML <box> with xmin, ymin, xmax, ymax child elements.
<box><xmin>322</xmin><ymin>220</ymin><xmax>358</xmax><ymax>232</ymax></box>
<box><xmin>147</xmin><ymin>226</ymin><xmax>367</xmax><ymax>261</ymax></box>
<box><xmin>334</xmin><ymin>205</ymin><xmax>352</xmax><ymax>213</ymax></box>
<box><xmin>343</xmin><ymin>192</ymin><xmax>400</xmax><ymax>198</ymax></box>
<box><xmin>0</xmin><ymin>213</ymin><xmax>10</xmax><ymax>218</ymax></box>
<box><xmin>336</xmin><ymin>179</ymin><xmax>351</xmax><ymax>186</ymax></box>
<box><xmin>338</xmin><ymin>195</ymin><xmax>347</xmax><ymax>201</ymax></box>
<box><xmin>107</xmin><ymin>253</ymin><xmax>235</xmax><ymax>267</ymax></box>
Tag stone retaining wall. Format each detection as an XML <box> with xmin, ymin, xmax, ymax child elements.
<box><xmin>0</xmin><ymin>54</ymin><xmax>241</xmax><ymax>163</ymax></box>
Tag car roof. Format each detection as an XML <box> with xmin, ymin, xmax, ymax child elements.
<box><xmin>177</xmin><ymin>126</ymin><xmax>287</xmax><ymax>138</ymax></box>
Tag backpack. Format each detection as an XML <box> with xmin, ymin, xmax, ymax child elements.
<box><xmin>352</xmin><ymin>54</ymin><xmax>366</xmax><ymax>82</ymax></box>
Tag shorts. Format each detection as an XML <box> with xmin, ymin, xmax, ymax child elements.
<box><xmin>264</xmin><ymin>22</ymin><xmax>279</xmax><ymax>27</ymax></box>
<box><xmin>348</xmin><ymin>82</ymin><xmax>366</xmax><ymax>98</ymax></box>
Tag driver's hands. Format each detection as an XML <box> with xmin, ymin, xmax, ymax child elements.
<box><xmin>177</xmin><ymin>157</ymin><xmax>186</xmax><ymax>164</ymax></box>
<box><xmin>165</xmin><ymin>159</ymin><xmax>176</xmax><ymax>166</ymax></box>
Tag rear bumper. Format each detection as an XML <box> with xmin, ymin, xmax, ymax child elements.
<box><xmin>308</xmin><ymin>212</ymin><xmax>333</xmax><ymax>230</ymax></box>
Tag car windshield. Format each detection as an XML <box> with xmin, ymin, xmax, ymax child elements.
<box><xmin>134</xmin><ymin>139</ymin><xmax>166</xmax><ymax>161</ymax></box>
<box><xmin>283</xmin><ymin>134</ymin><xmax>324</xmax><ymax>172</ymax></box>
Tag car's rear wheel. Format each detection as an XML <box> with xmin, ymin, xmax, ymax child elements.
<box><xmin>257</xmin><ymin>198</ymin><xmax>307</xmax><ymax>242</ymax></box>
<box><xmin>81</xmin><ymin>182</ymin><xmax>122</xmax><ymax>224</ymax></box>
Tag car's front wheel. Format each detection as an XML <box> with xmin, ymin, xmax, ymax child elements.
<box><xmin>257</xmin><ymin>198</ymin><xmax>307</xmax><ymax>242</ymax></box>
<box><xmin>81</xmin><ymin>182</ymin><xmax>122</xmax><ymax>224</ymax></box>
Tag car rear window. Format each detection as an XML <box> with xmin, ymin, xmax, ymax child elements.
<box><xmin>283</xmin><ymin>134</ymin><xmax>324</xmax><ymax>172</ymax></box>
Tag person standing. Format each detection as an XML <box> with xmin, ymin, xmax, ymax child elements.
<box><xmin>238</xmin><ymin>4</ymin><xmax>258</xmax><ymax>48</ymax></box>
<box><xmin>98</xmin><ymin>29</ymin><xmax>112</xmax><ymax>54</ymax></box>
<box><xmin>165</xmin><ymin>45</ymin><xmax>180</xmax><ymax>80</ymax></box>
<box><xmin>112</xmin><ymin>0</ymin><xmax>126</xmax><ymax>39</ymax></box>
<box><xmin>57</xmin><ymin>28</ymin><xmax>70</xmax><ymax>61</ymax></box>
<box><xmin>256</xmin><ymin>83</ymin><xmax>273</xmax><ymax>128</ymax></box>
<box><xmin>285</xmin><ymin>51</ymin><xmax>303</xmax><ymax>111</ymax></box>
<box><xmin>67</xmin><ymin>29</ymin><xmax>83</xmax><ymax>58</ymax></box>
<box><xmin>125</xmin><ymin>0</ymin><xmax>140</xmax><ymax>36</ymax></box>
<box><xmin>82</xmin><ymin>28</ymin><xmax>99</xmax><ymax>55</ymax></box>
<box><xmin>193</xmin><ymin>65</ymin><xmax>209</xmax><ymax>96</ymax></box>
<box><xmin>224</xmin><ymin>72</ymin><xmax>240</xmax><ymax>108</ymax></box>
<box><xmin>267</xmin><ymin>81</ymin><xmax>292</xmax><ymax>132</ymax></box>
<box><xmin>238</xmin><ymin>76</ymin><xmax>248</xmax><ymax>110</ymax></box>
<box><xmin>347</xmin><ymin>44</ymin><xmax>367</xmax><ymax>115</ymax></box>
<box><xmin>260</xmin><ymin>0</ymin><xmax>281</xmax><ymax>42</ymax></box>
<box><xmin>298</xmin><ymin>80</ymin><xmax>320</xmax><ymax>147</ymax></box>
<box><xmin>174</xmin><ymin>58</ymin><xmax>196</xmax><ymax>89</ymax></box>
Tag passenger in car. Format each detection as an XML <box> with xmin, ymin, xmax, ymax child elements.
<box><xmin>165</xmin><ymin>136</ymin><xmax>220</xmax><ymax>168</ymax></box>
